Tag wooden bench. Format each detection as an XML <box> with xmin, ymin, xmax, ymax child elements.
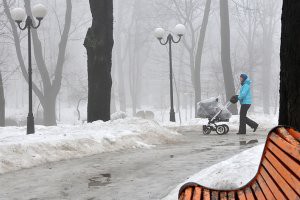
<box><xmin>178</xmin><ymin>126</ymin><xmax>300</xmax><ymax>200</ymax></box>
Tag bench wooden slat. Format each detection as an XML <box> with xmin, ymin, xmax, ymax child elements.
<box><xmin>211</xmin><ymin>191</ymin><xmax>219</xmax><ymax>200</ymax></box>
<box><xmin>287</xmin><ymin>128</ymin><xmax>300</xmax><ymax>141</ymax></box>
<box><xmin>203</xmin><ymin>189</ymin><xmax>210</xmax><ymax>200</ymax></box>
<box><xmin>262</xmin><ymin>159</ymin><xmax>298</xmax><ymax>199</ymax></box>
<box><xmin>251</xmin><ymin>181</ymin><xmax>266</xmax><ymax>200</ymax></box>
<box><xmin>270</xmin><ymin>133</ymin><xmax>300</xmax><ymax>161</ymax></box>
<box><xmin>260</xmin><ymin>167</ymin><xmax>286</xmax><ymax>200</ymax></box>
<box><xmin>227</xmin><ymin>191</ymin><xmax>235</xmax><ymax>200</ymax></box>
<box><xmin>237</xmin><ymin>190</ymin><xmax>246</xmax><ymax>200</ymax></box>
<box><xmin>267</xmin><ymin>141</ymin><xmax>300</xmax><ymax>178</ymax></box>
<box><xmin>179</xmin><ymin>192</ymin><xmax>185</xmax><ymax>200</ymax></box>
<box><xmin>256</xmin><ymin>174</ymin><xmax>275</xmax><ymax>200</ymax></box>
<box><xmin>244</xmin><ymin>187</ymin><xmax>255</xmax><ymax>200</ymax></box>
<box><xmin>192</xmin><ymin>187</ymin><xmax>202</xmax><ymax>200</ymax></box>
<box><xmin>184</xmin><ymin>187</ymin><xmax>193</xmax><ymax>200</ymax></box>
<box><xmin>277</xmin><ymin>128</ymin><xmax>300</xmax><ymax>147</ymax></box>
<box><xmin>220</xmin><ymin>192</ymin><xmax>227</xmax><ymax>200</ymax></box>
<box><xmin>265</xmin><ymin>150</ymin><xmax>300</xmax><ymax>195</ymax></box>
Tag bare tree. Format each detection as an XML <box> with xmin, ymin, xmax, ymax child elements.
<box><xmin>159</xmin><ymin>0</ymin><xmax>209</xmax><ymax>115</ymax></box>
<box><xmin>219</xmin><ymin>0</ymin><xmax>238</xmax><ymax>114</ymax></box>
<box><xmin>233</xmin><ymin>0</ymin><xmax>259</xmax><ymax>78</ymax></box>
<box><xmin>110</xmin><ymin>65</ymin><xmax>117</xmax><ymax>114</ymax></box>
<box><xmin>0</xmin><ymin>70</ymin><xmax>4</xmax><ymax>126</ymax></box>
<box><xmin>194</xmin><ymin>0</ymin><xmax>211</xmax><ymax>107</ymax></box>
<box><xmin>84</xmin><ymin>0</ymin><xmax>114</xmax><ymax>122</ymax></box>
<box><xmin>3</xmin><ymin>0</ymin><xmax>72</xmax><ymax>126</ymax></box>
<box><xmin>0</xmin><ymin>1</ymin><xmax>8</xmax><ymax>126</ymax></box>
<box><xmin>63</xmin><ymin>71</ymin><xmax>87</xmax><ymax>121</ymax></box>
<box><xmin>232</xmin><ymin>0</ymin><xmax>259</xmax><ymax>112</ymax></box>
<box><xmin>127</xmin><ymin>0</ymin><xmax>152</xmax><ymax>115</ymax></box>
<box><xmin>257</xmin><ymin>0</ymin><xmax>280</xmax><ymax>114</ymax></box>
<box><xmin>279</xmin><ymin>0</ymin><xmax>300</xmax><ymax>130</ymax></box>
<box><xmin>114</xmin><ymin>0</ymin><xmax>127</xmax><ymax>112</ymax></box>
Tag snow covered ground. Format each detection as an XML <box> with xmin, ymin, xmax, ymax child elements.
<box><xmin>0</xmin><ymin>118</ymin><xmax>179</xmax><ymax>174</ymax></box>
<box><xmin>162</xmin><ymin>144</ymin><xmax>265</xmax><ymax>200</ymax></box>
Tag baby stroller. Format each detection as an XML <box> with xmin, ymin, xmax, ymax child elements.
<box><xmin>197</xmin><ymin>97</ymin><xmax>232</xmax><ymax>135</ymax></box>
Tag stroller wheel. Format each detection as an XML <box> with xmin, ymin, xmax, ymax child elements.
<box><xmin>216</xmin><ymin>125</ymin><xmax>226</xmax><ymax>135</ymax></box>
<box><xmin>222</xmin><ymin>124</ymin><xmax>229</xmax><ymax>134</ymax></box>
<box><xmin>203</xmin><ymin>125</ymin><xmax>211</xmax><ymax>135</ymax></box>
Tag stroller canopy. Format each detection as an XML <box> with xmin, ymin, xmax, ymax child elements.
<box><xmin>197</xmin><ymin>97</ymin><xmax>232</xmax><ymax>120</ymax></box>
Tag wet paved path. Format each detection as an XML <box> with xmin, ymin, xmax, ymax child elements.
<box><xmin>0</xmin><ymin>128</ymin><xmax>268</xmax><ymax>200</ymax></box>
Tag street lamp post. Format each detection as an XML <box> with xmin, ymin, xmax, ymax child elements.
<box><xmin>11</xmin><ymin>4</ymin><xmax>47</xmax><ymax>135</ymax></box>
<box><xmin>154</xmin><ymin>24</ymin><xmax>186</xmax><ymax>122</ymax></box>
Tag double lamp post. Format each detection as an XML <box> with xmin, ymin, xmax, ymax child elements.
<box><xmin>11</xmin><ymin>4</ymin><xmax>47</xmax><ymax>134</ymax></box>
<box><xmin>154</xmin><ymin>24</ymin><xmax>186</xmax><ymax>122</ymax></box>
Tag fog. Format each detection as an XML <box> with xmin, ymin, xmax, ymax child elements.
<box><xmin>0</xmin><ymin>0</ymin><xmax>282</xmax><ymax>125</ymax></box>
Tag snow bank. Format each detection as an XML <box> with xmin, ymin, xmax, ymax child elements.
<box><xmin>0</xmin><ymin>118</ymin><xmax>179</xmax><ymax>174</ymax></box>
<box><xmin>111</xmin><ymin>111</ymin><xmax>127</xmax><ymax>121</ymax></box>
<box><xmin>162</xmin><ymin>144</ymin><xmax>265</xmax><ymax>200</ymax></box>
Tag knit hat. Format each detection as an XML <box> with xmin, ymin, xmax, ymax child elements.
<box><xmin>240</xmin><ymin>73</ymin><xmax>248</xmax><ymax>82</ymax></box>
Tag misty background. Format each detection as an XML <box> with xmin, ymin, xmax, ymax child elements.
<box><xmin>0</xmin><ymin>0</ymin><xmax>282</xmax><ymax>125</ymax></box>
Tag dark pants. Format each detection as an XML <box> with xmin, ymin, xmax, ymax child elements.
<box><xmin>239</xmin><ymin>104</ymin><xmax>258</xmax><ymax>134</ymax></box>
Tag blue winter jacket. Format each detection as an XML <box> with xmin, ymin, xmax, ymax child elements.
<box><xmin>238</xmin><ymin>78</ymin><xmax>252</xmax><ymax>104</ymax></box>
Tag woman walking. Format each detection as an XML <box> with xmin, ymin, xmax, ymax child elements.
<box><xmin>235</xmin><ymin>74</ymin><xmax>258</xmax><ymax>134</ymax></box>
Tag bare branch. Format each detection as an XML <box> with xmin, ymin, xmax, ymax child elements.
<box><xmin>2</xmin><ymin>0</ymin><xmax>44</xmax><ymax>102</ymax></box>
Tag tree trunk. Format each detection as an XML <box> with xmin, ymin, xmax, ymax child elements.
<box><xmin>117</xmin><ymin>61</ymin><xmax>126</xmax><ymax>112</ymax></box>
<box><xmin>262</xmin><ymin>35</ymin><xmax>272</xmax><ymax>115</ymax></box>
<box><xmin>0</xmin><ymin>71</ymin><xmax>5</xmax><ymax>127</ymax></box>
<box><xmin>116</xmin><ymin>0</ymin><xmax>126</xmax><ymax>112</ymax></box>
<box><xmin>220</xmin><ymin>0</ymin><xmax>238</xmax><ymax>114</ymax></box>
<box><xmin>42</xmin><ymin>96</ymin><xmax>56</xmax><ymax>126</ymax></box>
<box><xmin>127</xmin><ymin>37</ymin><xmax>137</xmax><ymax>116</ymax></box>
<box><xmin>111</xmin><ymin>85</ymin><xmax>117</xmax><ymax>114</ymax></box>
<box><xmin>194</xmin><ymin>0</ymin><xmax>211</xmax><ymax>113</ymax></box>
<box><xmin>131</xmin><ymin>88</ymin><xmax>137</xmax><ymax>116</ymax></box>
<box><xmin>248</xmin><ymin>44</ymin><xmax>255</xmax><ymax>113</ymax></box>
<box><xmin>279</xmin><ymin>0</ymin><xmax>300</xmax><ymax>130</ymax></box>
<box><xmin>84</xmin><ymin>0</ymin><xmax>114</xmax><ymax>122</ymax></box>
<box><xmin>111</xmin><ymin>55</ymin><xmax>117</xmax><ymax>114</ymax></box>
<box><xmin>130</xmin><ymin>3</ymin><xmax>143</xmax><ymax>116</ymax></box>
